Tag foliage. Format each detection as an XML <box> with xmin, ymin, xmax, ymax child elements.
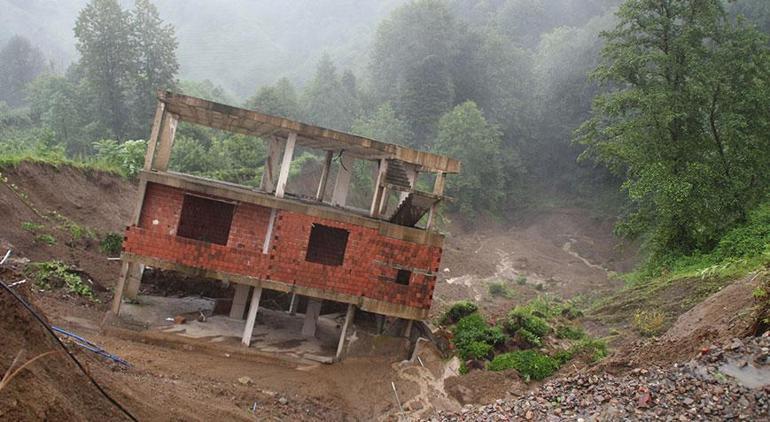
<box><xmin>28</xmin><ymin>261</ymin><xmax>96</xmax><ymax>300</ymax></box>
<box><xmin>302</xmin><ymin>54</ymin><xmax>357</xmax><ymax>131</ymax></box>
<box><xmin>576</xmin><ymin>0</ymin><xmax>770</xmax><ymax>260</ymax></box>
<box><xmin>100</xmin><ymin>232</ymin><xmax>123</xmax><ymax>256</ymax></box>
<box><xmin>350</xmin><ymin>103</ymin><xmax>412</xmax><ymax>146</ymax></box>
<box><xmin>92</xmin><ymin>139</ymin><xmax>146</xmax><ymax>178</ymax></box>
<box><xmin>554</xmin><ymin>338</ymin><xmax>608</xmax><ymax>364</ymax></box>
<box><xmin>488</xmin><ymin>281</ymin><xmax>513</xmax><ymax>298</ymax></box>
<box><xmin>34</xmin><ymin>234</ymin><xmax>56</xmax><ymax>245</ymax></box>
<box><xmin>504</xmin><ymin>308</ymin><xmax>550</xmax><ymax>347</ymax></box>
<box><xmin>440</xmin><ymin>300</ymin><xmax>478</xmax><ymax>325</ymax></box>
<box><xmin>452</xmin><ymin>314</ymin><xmax>507</xmax><ymax>360</ymax></box>
<box><xmin>21</xmin><ymin>221</ymin><xmax>43</xmax><ymax>232</ymax></box>
<box><xmin>487</xmin><ymin>350</ymin><xmax>560</xmax><ymax>380</ymax></box>
<box><xmin>633</xmin><ymin>309</ymin><xmax>666</xmax><ymax>337</ymax></box>
<box><xmin>245</xmin><ymin>77</ymin><xmax>300</xmax><ymax>119</ymax></box>
<box><xmin>0</xmin><ymin>35</ymin><xmax>45</xmax><ymax>107</ymax></box>
<box><xmin>434</xmin><ymin>101</ymin><xmax>513</xmax><ymax>216</ymax></box>
<box><xmin>555</xmin><ymin>324</ymin><xmax>587</xmax><ymax>340</ymax></box>
<box><xmin>515</xmin><ymin>275</ymin><xmax>528</xmax><ymax>285</ymax></box>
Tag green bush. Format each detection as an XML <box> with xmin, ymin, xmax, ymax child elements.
<box><xmin>504</xmin><ymin>308</ymin><xmax>550</xmax><ymax>346</ymax></box>
<box><xmin>452</xmin><ymin>314</ymin><xmax>506</xmax><ymax>360</ymax></box>
<box><xmin>441</xmin><ymin>301</ymin><xmax>478</xmax><ymax>325</ymax></box>
<box><xmin>488</xmin><ymin>281</ymin><xmax>512</xmax><ymax>298</ymax></box>
<box><xmin>555</xmin><ymin>324</ymin><xmax>586</xmax><ymax>340</ymax></box>
<box><xmin>93</xmin><ymin>139</ymin><xmax>146</xmax><ymax>178</ymax></box>
<box><xmin>100</xmin><ymin>232</ymin><xmax>123</xmax><ymax>256</ymax></box>
<box><xmin>554</xmin><ymin>338</ymin><xmax>608</xmax><ymax>364</ymax></box>
<box><xmin>21</xmin><ymin>221</ymin><xmax>43</xmax><ymax>232</ymax></box>
<box><xmin>515</xmin><ymin>275</ymin><xmax>527</xmax><ymax>285</ymax></box>
<box><xmin>34</xmin><ymin>234</ymin><xmax>56</xmax><ymax>245</ymax></box>
<box><xmin>487</xmin><ymin>350</ymin><xmax>560</xmax><ymax>380</ymax></box>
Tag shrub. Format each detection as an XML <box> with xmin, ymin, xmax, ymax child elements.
<box><xmin>633</xmin><ymin>309</ymin><xmax>666</xmax><ymax>337</ymax></box>
<box><xmin>64</xmin><ymin>222</ymin><xmax>95</xmax><ymax>240</ymax></box>
<box><xmin>504</xmin><ymin>308</ymin><xmax>550</xmax><ymax>346</ymax></box>
<box><xmin>452</xmin><ymin>314</ymin><xmax>506</xmax><ymax>360</ymax></box>
<box><xmin>441</xmin><ymin>301</ymin><xmax>478</xmax><ymax>325</ymax></box>
<box><xmin>28</xmin><ymin>261</ymin><xmax>95</xmax><ymax>300</ymax></box>
<box><xmin>487</xmin><ymin>350</ymin><xmax>560</xmax><ymax>380</ymax></box>
<box><xmin>515</xmin><ymin>275</ymin><xmax>527</xmax><ymax>285</ymax></box>
<box><xmin>488</xmin><ymin>281</ymin><xmax>512</xmax><ymax>298</ymax></box>
<box><xmin>555</xmin><ymin>324</ymin><xmax>586</xmax><ymax>340</ymax></box>
<box><xmin>554</xmin><ymin>338</ymin><xmax>609</xmax><ymax>364</ymax></box>
<box><xmin>100</xmin><ymin>232</ymin><xmax>123</xmax><ymax>256</ymax></box>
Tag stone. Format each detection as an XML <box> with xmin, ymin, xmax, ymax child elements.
<box><xmin>238</xmin><ymin>376</ymin><xmax>253</xmax><ymax>385</ymax></box>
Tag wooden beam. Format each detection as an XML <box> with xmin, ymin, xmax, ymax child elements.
<box><xmin>241</xmin><ymin>286</ymin><xmax>263</xmax><ymax>346</ymax></box>
<box><xmin>316</xmin><ymin>151</ymin><xmax>333</xmax><ymax>201</ymax></box>
<box><xmin>153</xmin><ymin>112</ymin><xmax>179</xmax><ymax>171</ymax></box>
<box><xmin>259</xmin><ymin>137</ymin><xmax>283</xmax><ymax>193</ymax></box>
<box><xmin>143</xmin><ymin>102</ymin><xmax>166</xmax><ymax>170</ymax></box>
<box><xmin>274</xmin><ymin>132</ymin><xmax>296</xmax><ymax>198</ymax></box>
<box><xmin>335</xmin><ymin>304</ymin><xmax>356</xmax><ymax>361</ymax></box>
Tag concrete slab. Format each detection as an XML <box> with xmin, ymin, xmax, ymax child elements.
<box><xmin>119</xmin><ymin>294</ymin><xmax>342</xmax><ymax>363</ymax></box>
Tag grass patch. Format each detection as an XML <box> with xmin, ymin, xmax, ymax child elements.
<box><xmin>633</xmin><ymin>309</ymin><xmax>666</xmax><ymax>337</ymax></box>
<box><xmin>21</xmin><ymin>221</ymin><xmax>43</xmax><ymax>232</ymax></box>
<box><xmin>27</xmin><ymin>261</ymin><xmax>96</xmax><ymax>300</ymax></box>
<box><xmin>34</xmin><ymin>234</ymin><xmax>56</xmax><ymax>245</ymax></box>
<box><xmin>487</xmin><ymin>350</ymin><xmax>560</xmax><ymax>380</ymax></box>
<box><xmin>554</xmin><ymin>338</ymin><xmax>608</xmax><ymax>364</ymax></box>
<box><xmin>515</xmin><ymin>275</ymin><xmax>527</xmax><ymax>285</ymax></box>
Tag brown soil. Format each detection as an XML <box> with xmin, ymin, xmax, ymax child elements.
<box><xmin>433</xmin><ymin>208</ymin><xmax>637</xmax><ymax>321</ymax></box>
<box><xmin>0</xmin><ymin>162</ymin><xmax>136</xmax><ymax>286</ymax></box>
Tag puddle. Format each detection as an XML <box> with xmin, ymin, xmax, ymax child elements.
<box><xmin>719</xmin><ymin>359</ymin><xmax>770</xmax><ymax>388</ymax></box>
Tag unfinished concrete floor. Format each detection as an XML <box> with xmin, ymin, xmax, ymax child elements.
<box><xmin>118</xmin><ymin>295</ymin><xmax>341</xmax><ymax>363</ymax></box>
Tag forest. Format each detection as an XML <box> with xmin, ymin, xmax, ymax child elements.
<box><xmin>1</xmin><ymin>0</ymin><xmax>769</xmax><ymax>279</ymax></box>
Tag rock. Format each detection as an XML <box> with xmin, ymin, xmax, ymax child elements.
<box><xmin>238</xmin><ymin>376</ymin><xmax>253</xmax><ymax>385</ymax></box>
<box><xmin>278</xmin><ymin>397</ymin><xmax>288</xmax><ymax>405</ymax></box>
<box><xmin>173</xmin><ymin>315</ymin><xmax>186</xmax><ymax>324</ymax></box>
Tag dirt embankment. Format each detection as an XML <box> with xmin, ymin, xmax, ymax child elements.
<box><xmin>0</xmin><ymin>162</ymin><xmax>136</xmax><ymax>286</ymax></box>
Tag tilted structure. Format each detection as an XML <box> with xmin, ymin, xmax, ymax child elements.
<box><xmin>112</xmin><ymin>91</ymin><xmax>460</xmax><ymax>359</ymax></box>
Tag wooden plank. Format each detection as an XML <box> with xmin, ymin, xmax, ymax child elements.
<box><xmin>143</xmin><ymin>102</ymin><xmax>166</xmax><ymax>170</ymax></box>
<box><xmin>153</xmin><ymin>112</ymin><xmax>179</xmax><ymax>171</ymax></box>
<box><xmin>274</xmin><ymin>132</ymin><xmax>297</xmax><ymax>198</ymax></box>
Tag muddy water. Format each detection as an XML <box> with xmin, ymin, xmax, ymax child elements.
<box><xmin>719</xmin><ymin>359</ymin><xmax>770</xmax><ymax>388</ymax></box>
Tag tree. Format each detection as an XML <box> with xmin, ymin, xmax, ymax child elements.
<box><xmin>245</xmin><ymin>77</ymin><xmax>300</xmax><ymax>119</ymax></box>
<box><xmin>351</xmin><ymin>103</ymin><xmax>412</xmax><ymax>146</ymax></box>
<box><xmin>398</xmin><ymin>54</ymin><xmax>454</xmax><ymax>145</ymax></box>
<box><xmin>576</xmin><ymin>0</ymin><xmax>770</xmax><ymax>257</ymax></box>
<box><xmin>302</xmin><ymin>55</ymin><xmax>354</xmax><ymax>130</ymax></box>
<box><xmin>0</xmin><ymin>35</ymin><xmax>46</xmax><ymax>107</ymax></box>
<box><xmin>74</xmin><ymin>0</ymin><xmax>135</xmax><ymax>139</ymax></box>
<box><xmin>129</xmin><ymin>0</ymin><xmax>179</xmax><ymax>135</ymax></box>
<box><xmin>434</xmin><ymin>101</ymin><xmax>513</xmax><ymax>216</ymax></box>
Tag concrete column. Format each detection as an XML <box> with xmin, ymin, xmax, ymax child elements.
<box><xmin>331</xmin><ymin>154</ymin><xmax>354</xmax><ymax>207</ymax></box>
<box><xmin>316</xmin><ymin>151</ymin><xmax>333</xmax><ymax>201</ymax></box>
<box><xmin>403</xmin><ymin>319</ymin><xmax>414</xmax><ymax>338</ymax></box>
<box><xmin>288</xmin><ymin>293</ymin><xmax>298</xmax><ymax>315</ymax></box>
<box><xmin>260</xmin><ymin>137</ymin><xmax>284</xmax><ymax>193</ymax></box>
<box><xmin>274</xmin><ymin>132</ymin><xmax>297</xmax><ymax>198</ymax></box>
<box><xmin>123</xmin><ymin>263</ymin><xmax>145</xmax><ymax>300</ymax></box>
<box><xmin>302</xmin><ymin>298</ymin><xmax>323</xmax><ymax>338</ymax></box>
<box><xmin>152</xmin><ymin>112</ymin><xmax>179</xmax><ymax>172</ymax></box>
<box><xmin>369</xmin><ymin>159</ymin><xmax>388</xmax><ymax>217</ymax></box>
<box><xmin>241</xmin><ymin>286</ymin><xmax>263</xmax><ymax>346</ymax></box>
<box><xmin>111</xmin><ymin>262</ymin><xmax>130</xmax><ymax>315</ymax></box>
<box><xmin>335</xmin><ymin>304</ymin><xmax>356</xmax><ymax>361</ymax></box>
<box><xmin>229</xmin><ymin>284</ymin><xmax>251</xmax><ymax>319</ymax></box>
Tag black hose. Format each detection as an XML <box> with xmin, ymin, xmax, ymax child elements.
<box><xmin>0</xmin><ymin>265</ymin><xmax>138</xmax><ymax>421</ymax></box>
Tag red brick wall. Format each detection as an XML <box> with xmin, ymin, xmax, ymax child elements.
<box><xmin>126</xmin><ymin>183</ymin><xmax>442</xmax><ymax>310</ymax></box>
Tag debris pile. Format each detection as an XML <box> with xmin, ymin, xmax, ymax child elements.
<box><xmin>432</xmin><ymin>335</ymin><xmax>770</xmax><ymax>421</ymax></box>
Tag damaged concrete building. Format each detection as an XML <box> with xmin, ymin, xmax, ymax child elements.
<box><xmin>111</xmin><ymin>91</ymin><xmax>460</xmax><ymax>361</ymax></box>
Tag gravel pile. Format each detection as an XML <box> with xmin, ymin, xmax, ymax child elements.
<box><xmin>432</xmin><ymin>335</ymin><xmax>770</xmax><ymax>421</ymax></box>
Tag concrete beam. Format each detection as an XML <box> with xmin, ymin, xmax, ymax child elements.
<box><xmin>230</xmin><ymin>284</ymin><xmax>251</xmax><ymax>319</ymax></box>
<box><xmin>241</xmin><ymin>286</ymin><xmax>263</xmax><ymax>346</ymax></box>
<box><xmin>302</xmin><ymin>299</ymin><xmax>323</xmax><ymax>337</ymax></box>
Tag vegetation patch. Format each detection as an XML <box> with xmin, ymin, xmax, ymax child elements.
<box><xmin>27</xmin><ymin>261</ymin><xmax>96</xmax><ymax>300</ymax></box>
<box><xmin>487</xmin><ymin>350</ymin><xmax>560</xmax><ymax>381</ymax></box>
<box><xmin>440</xmin><ymin>301</ymin><xmax>478</xmax><ymax>325</ymax></box>
<box><xmin>632</xmin><ymin>309</ymin><xmax>667</xmax><ymax>337</ymax></box>
<box><xmin>452</xmin><ymin>314</ymin><xmax>506</xmax><ymax>360</ymax></box>
<box><xmin>100</xmin><ymin>232</ymin><xmax>124</xmax><ymax>256</ymax></box>
<box><xmin>488</xmin><ymin>280</ymin><xmax>513</xmax><ymax>298</ymax></box>
<box><xmin>34</xmin><ymin>234</ymin><xmax>56</xmax><ymax>246</ymax></box>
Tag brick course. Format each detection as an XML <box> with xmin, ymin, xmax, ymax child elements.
<box><xmin>125</xmin><ymin>182</ymin><xmax>442</xmax><ymax>311</ymax></box>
